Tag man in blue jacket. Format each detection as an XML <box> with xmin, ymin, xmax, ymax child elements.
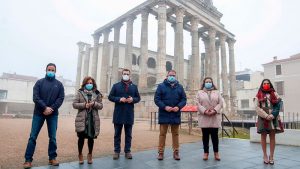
<box><xmin>154</xmin><ymin>70</ymin><xmax>187</xmax><ymax>161</ymax></box>
<box><xmin>23</xmin><ymin>63</ymin><xmax>65</xmax><ymax>169</ymax></box>
<box><xmin>108</xmin><ymin>68</ymin><xmax>141</xmax><ymax>160</ymax></box>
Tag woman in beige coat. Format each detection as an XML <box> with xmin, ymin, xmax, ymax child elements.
<box><xmin>195</xmin><ymin>77</ymin><xmax>223</xmax><ymax>161</ymax></box>
<box><xmin>73</xmin><ymin>76</ymin><xmax>103</xmax><ymax>164</ymax></box>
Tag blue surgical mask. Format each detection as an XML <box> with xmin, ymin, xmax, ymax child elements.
<box><xmin>204</xmin><ymin>82</ymin><xmax>212</xmax><ymax>89</ymax></box>
<box><xmin>46</xmin><ymin>71</ymin><xmax>55</xmax><ymax>78</ymax></box>
<box><xmin>167</xmin><ymin>76</ymin><xmax>176</xmax><ymax>83</ymax></box>
<box><xmin>85</xmin><ymin>84</ymin><xmax>93</xmax><ymax>91</ymax></box>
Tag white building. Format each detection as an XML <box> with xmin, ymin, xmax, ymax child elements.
<box><xmin>263</xmin><ymin>54</ymin><xmax>300</xmax><ymax>115</ymax></box>
<box><xmin>235</xmin><ymin>69</ymin><xmax>264</xmax><ymax>118</ymax></box>
<box><xmin>0</xmin><ymin>73</ymin><xmax>75</xmax><ymax>115</ymax></box>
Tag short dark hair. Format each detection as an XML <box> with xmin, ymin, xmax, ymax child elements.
<box><xmin>46</xmin><ymin>63</ymin><xmax>56</xmax><ymax>71</ymax></box>
<box><xmin>167</xmin><ymin>70</ymin><xmax>176</xmax><ymax>74</ymax></box>
<box><xmin>122</xmin><ymin>68</ymin><xmax>131</xmax><ymax>74</ymax></box>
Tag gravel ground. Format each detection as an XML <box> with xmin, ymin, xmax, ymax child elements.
<box><xmin>0</xmin><ymin>117</ymin><xmax>200</xmax><ymax>169</ymax></box>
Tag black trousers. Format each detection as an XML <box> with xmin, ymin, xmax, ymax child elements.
<box><xmin>114</xmin><ymin>124</ymin><xmax>133</xmax><ymax>153</ymax></box>
<box><xmin>201</xmin><ymin>128</ymin><xmax>219</xmax><ymax>153</ymax></box>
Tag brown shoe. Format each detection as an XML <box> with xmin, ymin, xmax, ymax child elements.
<box><xmin>48</xmin><ymin>159</ymin><xmax>59</xmax><ymax>166</ymax></box>
<box><xmin>157</xmin><ymin>152</ymin><xmax>164</xmax><ymax>160</ymax></box>
<box><xmin>113</xmin><ymin>153</ymin><xmax>120</xmax><ymax>160</ymax></box>
<box><xmin>87</xmin><ymin>153</ymin><xmax>93</xmax><ymax>164</ymax></box>
<box><xmin>173</xmin><ymin>151</ymin><xmax>180</xmax><ymax>160</ymax></box>
<box><xmin>125</xmin><ymin>153</ymin><xmax>133</xmax><ymax>159</ymax></box>
<box><xmin>78</xmin><ymin>154</ymin><xmax>84</xmax><ymax>164</ymax></box>
<box><xmin>214</xmin><ymin>152</ymin><xmax>221</xmax><ymax>161</ymax></box>
<box><xmin>203</xmin><ymin>153</ymin><xmax>209</xmax><ymax>161</ymax></box>
<box><xmin>23</xmin><ymin>162</ymin><xmax>32</xmax><ymax>169</ymax></box>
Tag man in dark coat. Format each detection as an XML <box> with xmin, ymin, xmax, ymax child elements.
<box><xmin>108</xmin><ymin>68</ymin><xmax>141</xmax><ymax>160</ymax></box>
<box><xmin>154</xmin><ymin>70</ymin><xmax>187</xmax><ymax>161</ymax></box>
<box><xmin>23</xmin><ymin>63</ymin><xmax>65</xmax><ymax>168</ymax></box>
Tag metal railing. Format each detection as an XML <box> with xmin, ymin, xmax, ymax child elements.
<box><xmin>222</xmin><ymin>113</ymin><xmax>238</xmax><ymax>138</ymax></box>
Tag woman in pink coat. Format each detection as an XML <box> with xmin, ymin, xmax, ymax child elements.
<box><xmin>195</xmin><ymin>77</ymin><xmax>223</xmax><ymax>161</ymax></box>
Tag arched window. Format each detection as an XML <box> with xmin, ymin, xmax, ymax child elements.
<box><xmin>166</xmin><ymin>61</ymin><xmax>172</xmax><ymax>71</ymax></box>
<box><xmin>147</xmin><ymin>57</ymin><xmax>156</xmax><ymax>68</ymax></box>
<box><xmin>147</xmin><ymin>76</ymin><xmax>157</xmax><ymax>88</ymax></box>
<box><xmin>132</xmin><ymin>54</ymin><xmax>137</xmax><ymax>65</ymax></box>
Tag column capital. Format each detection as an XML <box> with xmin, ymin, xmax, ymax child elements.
<box><xmin>227</xmin><ymin>38</ymin><xmax>236</xmax><ymax>45</ymax></box>
<box><xmin>103</xmin><ymin>29</ymin><xmax>112</xmax><ymax>36</ymax></box>
<box><xmin>190</xmin><ymin>16</ymin><xmax>199</xmax><ymax>31</ymax></box>
<box><xmin>219</xmin><ymin>34</ymin><xmax>227</xmax><ymax>42</ymax></box>
<box><xmin>114</xmin><ymin>22</ymin><xmax>123</xmax><ymax>30</ymax></box>
<box><xmin>208</xmin><ymin>27</ymin><xmax>216</xmax><ymax>39</ymax></box>
<box><xmin>127</xmin><ymin>15</ymin><xmax>137</xmax><ymax>24</ymax></box>
<box><xmin>157</xmin><ymin>0</ymin><xmax>166</xmax><ymax>6</ymax></box>
<box><xmin>77</xmin><ymin>41</ymin><xmax>85</xmax><ymax>51</ymax></box>
<box><xmin>85</xmin><ymin>43</ymin><xmax>91</xmax><ymax>48</ymax></box>
<box><xmin>141</xmin><ymin>8</ymin><xmax>150</xmax><ymax>19</ymax></box>
<box><xmin>92</xmin><ymin>34</ymin><xmax>101</xmax><ymax>45</ymax></box>
<box><xmin>175</xmin><ymin>6</ymin><xmax>185</xmax><ymax>18</ymax></box>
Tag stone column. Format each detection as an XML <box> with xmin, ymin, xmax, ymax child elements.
<box><xmin>215</xmin><ymin>41</ymin><xmax>220</xmax><ymax>88</ymax></box>
<box><xmin>220</xmin><ymin>34</ymin><xmax>229</xmax><ymax>113</ymax></box>
<box><xmin>83</xmin><ymin>44</ymin><xmax>91</xmax><ymax>77</ymax></box>
<box><xmin>138</xmin><ymin>9</ymin><xmax>149</xmax><ymax>90</ymax></box>
<box><xmin>156</xmin><ymin>0</ymin><xmax>167</xmax><ymax>84</ymax></box>
<box><xmin>125</xmin><ymin>15</ymin><xmax>136</xmax><ymax>70</ymax></box>
<box><xmin>208</xmin><ymin>28</ymin><xmax>217</xmax><ymax>83</ymax></box>
<box><xmin>112</xmin><ymin>23</ymin><xmax>123</xmax><ymax>85</ymax></box>
<box><xmin>174</xmin><ymin>6</ymin><xmax>185</xmax><ymax>84</ymax></box>
<box><xmin>228</xmin><ymin>38</ymin><xmax>237</xmax><ymax>114</ymax></box>
<box><xmin>188</xmin><ymin>16</ymin><xmax>200</xmax><ymax>91</ymax></box>
<box><xmin>202</xmin><ymin>37</ymin><xmax>210</xmax><ymax>77</ymax></box>
<box><xmin>76</xmin><ymin>42</ymin><xmax>85</xmax><ymax>88</ymax></box>
<box><xmin>100</xmin><ymin>29</ymin><xmax>111</xmax><ymax>94</ymax></box>
<box><xmin>91</xmin><ymin>34</ymin><xmax>101</xmax><ymax>80</ymax></box>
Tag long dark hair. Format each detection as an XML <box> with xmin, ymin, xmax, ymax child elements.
<box><xmin>258</xmin><ymin>79</ymin><xmax>275</xmax><ymax>91</ymax></box>
<box><xmin>201</xmin><ymin>77</ymin><xmax>217</xmax><ymax>90</ymax></box>
<box><xmin>80</xmin><ymin>76</ymin><xmax>97</xmax><ymax>91</ymax></box>
<box><xmin>256</xmin><ymin>78</ymin><xmax>278</xmax><ymax>104</ymax></box>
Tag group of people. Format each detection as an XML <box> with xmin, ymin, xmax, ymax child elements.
<box><xmin>23</xmin><ymin>63</ymin><xmax>283</xmax><ymax>168</ymax></box>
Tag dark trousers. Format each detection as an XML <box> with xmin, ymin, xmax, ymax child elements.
<box><xmin>24</xmin><ymin>113</ymin><xmax>58</xmax><ymax>162</ymax></box>
<box><xmin>201</xmin><ymin>128</ymin><xmax>219</xmax><ymax>153</ymax></box>
<box><xmin>77</xmin><ymin>133</ymin><xmax>94</xmax><ymax>155</ymax></box>
<box><xmin>114</xmin><ymin>124</ymin><xmax>133</xmax><ymax>153</ymax></box>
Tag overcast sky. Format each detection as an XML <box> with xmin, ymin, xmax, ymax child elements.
<box><xmin>0</xmin><ymin>0</ymin><xmax>299</xmax><ymax>81</ymax></box>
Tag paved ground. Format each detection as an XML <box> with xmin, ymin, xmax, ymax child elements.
<box><xmin>32</xmin><ymin>138</ymin><xmax>300</xmax><ymax>169</ymax></box>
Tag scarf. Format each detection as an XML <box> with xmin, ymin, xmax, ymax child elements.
<box><xmin>256</xmin><ymin>88</ymin><xmax>278</xmax><ymax>105</ymax></box>
<box><xmin>122</xmin><ymin>79</ymin><xmax>132</xmax><ymax>92</ymax></box>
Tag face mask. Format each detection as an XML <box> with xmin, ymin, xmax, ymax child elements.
<box><xmin>167</xmin><ymin>76</ymin><xmax>176</xmax><ymax>83</ymax></box>
<box><xmin>263</xmin><ymin>84</ymin><xmax>270</xmax><ymax>90</ymax></box>
<box><xmin>46</xmin><ymin>71</ymin><xmax>55</xmax><ymax>78</ymax></box>
<box><xmin>85</xmin><ymin>84</ymin><xmax>93</xmax><ymax>91</ymax></box>
<box><xmin>204</xmin><ymin>82</ymin><xmax>212</xmax><ymax>89</ymax></box>
<box><xmin>122</xmin><ymin>75</ymin><xmax>130</xmax><ymax>81</ymax></box>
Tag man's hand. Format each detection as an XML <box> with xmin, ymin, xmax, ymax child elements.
<box><xmin>126</xmin><ymin>96</ymin><xmax>133</xmax><ymax>103</ymax></box>
<box><xmin>120</xmin><ymin>97</ymin><xmax>127</xmax><ymax>103</ymax></box>
<box><xmin>171</xmin><ymin>106</ymin><xmax>179</xmax><ymax>112</ymax></box>
<box><xmin>165</xmin><ymin>106</ymin><xmax>172</xmax><ymax>112</ymax></box>
<box><xmin>43</xmin><ymin>107</ymin><xmax>53</xmax><ymax>116</ymax></box>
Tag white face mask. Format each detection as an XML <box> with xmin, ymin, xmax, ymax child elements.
<box><xmin>122</xmin><ymin>75</ymin><xmax>130</xmax><ymax>81</ymax></box>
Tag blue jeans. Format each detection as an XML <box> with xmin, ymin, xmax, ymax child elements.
<box><xmin>114</xmin><ymin>124</ymin><xmax>132</xmax><ymax>153</ymax></box>
<box><xmin>24</xmin><ymin>113</ymin><xmax>58</xmax><ymax>162</ymax></box>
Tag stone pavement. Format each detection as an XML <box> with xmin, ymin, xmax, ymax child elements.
<box><xmin>33</xmin><ymin>138</ymin><xmax>300</xmax><ymax>169</ymax></box>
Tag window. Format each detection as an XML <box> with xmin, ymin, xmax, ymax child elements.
<box><xmin>276</xmin><ymin>65</ymin><xmax>282</xmax><ymax>75</ymax></box>
<box><xmin>0</xmin><ymin>90</ymin><xmax>8</xmax><ymax>99</ymax></box>
<box><xmin>147</xmin><ymin>58</ymin><xmax>156</xmax><ymax>68</ymax></box>
<box><xmin>166</xmin><ymin>61</ymin><xmax>172</xmax><ymax>71</ymax></box>
<box><xmin>241</xmin><ymin>99</ymin><xmax>249</xmax><ymax>108</ymax></box>
<box><xmin>275</xmin><ymin>81</ymin><xmax>284</xmax><ymax>95</ymax></box>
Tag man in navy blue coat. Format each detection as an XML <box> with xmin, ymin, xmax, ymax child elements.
<box><xmin>108</xmin><ymin>68</ymin><xmax>141</xmax><ymax>160</ymax></box>
<box><xmin>23</xmin><ymin>63</ymin><xmax>65</xmax><ymax>168</ymax></box>
<box><xmin>154</xmin><ymin>70</ymin><xmax>187</xmax><ymax>161</ymax></box>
